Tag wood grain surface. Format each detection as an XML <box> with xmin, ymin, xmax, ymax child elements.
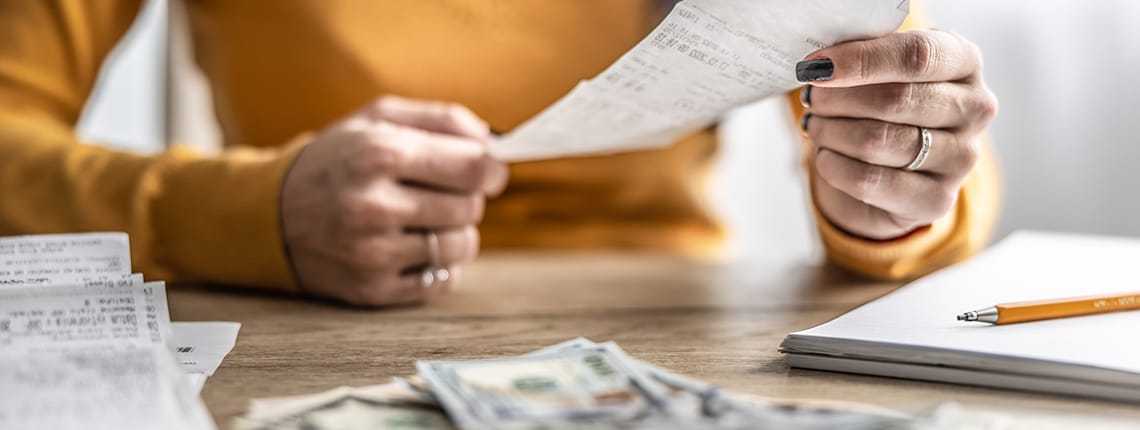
<box><xmin>170</xmin><ymin>252</ymin><xmax>1140</xmax><ymax>428</ymax></box>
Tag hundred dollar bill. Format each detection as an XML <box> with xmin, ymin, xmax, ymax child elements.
<box><xmin>522</xmin><ymin>339</ymin><xmax>949</xmax><ymax>430</ymax></box>
<box><xmin>416</xmin><ymin>342</ymin><xmax>680</xmax><ymax>429</ymax></box>
<box><xmin>237</xmin><ymin>382</ymin><xmax>452</xmax><ymax>430</ymax></box>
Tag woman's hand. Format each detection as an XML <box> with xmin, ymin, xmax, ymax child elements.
<box><xmin>797</xmin><ymin>29</ymin><xmax>998</xmax><ymax>240</ymax></box>
<box><xmin>281</xmin><ymin>96</ymin><xmax>508</xmax><ymax>306</ymax></box>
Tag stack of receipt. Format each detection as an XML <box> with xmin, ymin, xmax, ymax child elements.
<box><xmin>0</xmin><ymin>232</ymin><xmax>239</xmax><ymax>430</ymax></box>
<box><xmin>236</xmin><ymin>338</ymin><xmax>1003</xmax><ymax>430</ymax></box>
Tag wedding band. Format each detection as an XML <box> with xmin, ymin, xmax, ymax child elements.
<box><xmin>419</xmin><ymin>268</ymin><xmax>437</xmax><ymax>289</ymax></box>
<box><xmin>419</xmin><ymin>231</ymin><xmax>450</xmax><ymax>289</ymax></box>
<box><xmin>905</xmin><ymin>127</ymin><xmax>932</xmax><ymax>171</ymax></box>
<box><xmin>433</xmin><ymin>267</ymin><xmax>450</xmax><ymax>283</ymax></box>
<box><xmin>420</xmin><ymin>231</ymin><xmax>442</xmax><ymax>288</ymax></box>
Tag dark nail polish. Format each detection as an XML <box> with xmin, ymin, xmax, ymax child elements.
<box><xmin>795</xmin><ymin>59</ymin><xmax>834</xmax><ymax>82</ymax></box>
<box><xmin>800</xmin><ymin>85</ymin><xmax>813</xmax><ymax>109</ymax></box>
<box><xmin>800</xmin><ymin>112</ymin><xmax>813</xmax><ymax>133</ymax></box>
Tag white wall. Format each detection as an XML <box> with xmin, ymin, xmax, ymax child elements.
<box><xmin>76</xmin><ymin>0</ymin><xmax>165</xmax><ymax>154</ymax></box>
<box><xmin>927</xmin><ymin>0</ymin><xmax>1140</xmax><ymax>239</ymax></box>
<box><xmin>78</xmin><ymin>1</ymin><xmax>1140</xmax><ymax>262</ymax></box>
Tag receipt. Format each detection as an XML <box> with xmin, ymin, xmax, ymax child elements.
<box><xmin>494</xmin><ymin>0</ymin><xmax>910</xmax><ymax>161</ymax></box>
<box><xmin>0</xmin><ymin>344</ymin><xmax>215</xmax><ymax>430</ymax></box>
<box><xmin>0</xmin><ymin>232</ymin><xmax>232</xmax><ymax>428</ymax></box>
<box><xmin>0</xmin><ymin>233</ymin><xmax>174</xmax><ymax>346</ymax></box>
<box><xmin>0</xmin><ymin>282</ymin><xmax>165</xmax><ymax>347</ymax></box>
<box><xmin>0</xmin><ymin>232</ymin><xmax>130</xmax><ymax>284</ymax></box>
<box><xmin>173</xmin><ymin>321</ymin><xmax>242</xmax><ymax>392</ymax></box>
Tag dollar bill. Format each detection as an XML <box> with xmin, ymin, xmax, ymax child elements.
<box><xmin>518</xmin><ymin>338</ymin><xmax>944</xmax><ymax>430</ymax></box>
<box><xmin>236</xmin><ymin>382</ymin><xmax>451</xmax><ymax>430</ymax></box>
<box><xmin>416</xmin><ymin>342</ymin><xmax>682</xmax><ymax>429</ymax></box>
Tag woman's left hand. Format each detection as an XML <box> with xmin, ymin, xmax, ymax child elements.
<box><xmin>796</xmin><ymin>29</ymin><xmax>998</xmax><ymax>240</ymax></box>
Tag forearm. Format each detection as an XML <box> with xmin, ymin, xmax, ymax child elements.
<box><xmin>0</xmin><ymin>112</ymin><xmax>304</xmax><ymax>289</ymax></box>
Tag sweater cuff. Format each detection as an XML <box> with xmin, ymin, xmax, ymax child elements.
<box><xmin>809</xmin><ymin>170</ymin><xmax>961</xmax><ymax>280</ymax></box>
<box><xmin>135</xmin><ymin>135</ymin><xmax>310</xmax><ymax>291</ymax></box>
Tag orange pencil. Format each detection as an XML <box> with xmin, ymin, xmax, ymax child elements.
<box><xmin>956</xmin><ymin>292</ymin><xmax>1140</xmax><ymax>325</ymax></box>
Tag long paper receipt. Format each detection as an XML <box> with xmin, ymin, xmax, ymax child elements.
<box><xmin>0</xmin><ymin>233</ymin><xmax>231</xmax><ymax>429</ymax></box>
<box><xmin>493</xmin><ymin>0</ymin><xmax>910</xmax><ymax>162</ymax></box>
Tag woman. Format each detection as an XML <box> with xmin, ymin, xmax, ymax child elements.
<box><xmin>0</xmin><ymin>0</ymin><xmax>998</xmax><ymax>305</ymax></box>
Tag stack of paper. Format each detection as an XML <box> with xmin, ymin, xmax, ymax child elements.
<box><xmin>0</xmin><ymin>233</ymin><xmax>240</xmax><ymax>429</ymax></box>
<box><xmin>780</xmin><ymin>231</ymin><xmax>1140</xmax><ymax>402</ymax></box>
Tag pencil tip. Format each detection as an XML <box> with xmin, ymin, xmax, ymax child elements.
<box><xmin>956</xmin><ymin>313</ymin><xmax>967</xmax><ymax>321</ymax></box>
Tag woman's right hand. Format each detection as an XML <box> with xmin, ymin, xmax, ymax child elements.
<box><xmin>281</xmin><ymin>96</ymin><xmax>508</xmax><ymax>306</ymax></box>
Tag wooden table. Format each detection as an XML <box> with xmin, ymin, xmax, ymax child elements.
<box><xmin>171</xmin><ymin>252</ymin><xmax>1140</xmax><ymax>428</ymax></box>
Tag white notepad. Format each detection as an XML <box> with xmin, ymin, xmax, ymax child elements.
<box><xmin>780</xmin><ymin>231</ymin><xmax>1140</xmax><ymax>402</ymax></box>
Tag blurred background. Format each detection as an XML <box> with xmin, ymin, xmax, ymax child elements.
<box><xmin>78</xmin><ymin>0</ymin><xmax>1140</xmax><ymax>263</ymax></box>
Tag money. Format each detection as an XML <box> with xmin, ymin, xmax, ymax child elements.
<box><xmin>418</xmin><ymin>342</ymin><xmax>677</xmax><ymax>429</ymax></box>
<box><xmin>236</xmin><ymin>381</ymin><xmax>453</xmax><ymax>430</ymax></box>
<box><xmin>240</xmin><ymin>339</ymin><xmax>1005</xmax><ymax>430</ymax></box>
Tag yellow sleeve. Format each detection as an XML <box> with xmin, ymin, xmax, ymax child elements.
<box><xmin>787</xmin><ymin>6</ymin><xmax>1003</xmax><ymax>280</ymax></box>
<box><xmin>0</xmin><ymin>0</ymin><xmax>301</xmax><ymax>290</ymax></box>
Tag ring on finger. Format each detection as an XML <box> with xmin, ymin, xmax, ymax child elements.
<box><xmin>905</xmin><ymin>127</ymin><xmax>933</xmax><ymax>171</ymax></box>
<box><xmin>419</xmin><ymin>231</ymin><xmax>449</xmax><ymax>289</ymax></box>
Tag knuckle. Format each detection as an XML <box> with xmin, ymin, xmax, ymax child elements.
<box><xmin>975</xmin><ymin>89</ymin><xmax>1000</xmax><ymax>124</ymax></box>
<box><xmin>856</xmin><ymin>43</ymin><xmax>876</xmax><ymax>83</ymax></box>
<box><xmin>348</xmin><ymin>193</ymin><xmax>403</xmax><ymax>227</ymax></box>
<box><xmin>461</xmin><ymin>154</ymin><xmax>492</xmax><ymax>184</ymax></box>
<box><xmin>853</xmin><ymin>166</ymin><xmax>887</xmax><ymax>200</ymax></box>
<box><xmin>879</xmin><ymin>83</ymin><xmax>915</xmax><ymax>116</ymax></box>
<box><xmin>442</xmin><ymin>102</ymin><xmax>472</xmax><ymax>121</ymax></box>
<box><xmin>464</xmin><ymin>195</ymin><xmax>486</xmax><ymax>224</ymax></box>
<box><xmin>858</xmin><ymin>120</ymin><xmax>895</xmax><ymax>160</ymax></box>
<box><xmin>371</xmin><ymin>95</ymin><xmax>403</xmax><ymax>117</ymax></box>
<box><xmin>429</xmin><ymin>101</ymin><xmax>475</xmax><ymax>129</ymax></box>
<box><xmin>957</xmin><ymin>138</ymin><xmax>983</xmax><ymax>170</ymax></box>
<box><xmin>903</xmin><ymin>32</ymin><xmax>939</xmax><ymax>78</ymax></box>
<box><xmin>362</xmin><ymin>131</ymin><xmax>409</xmax><ymax>172</ymax></box>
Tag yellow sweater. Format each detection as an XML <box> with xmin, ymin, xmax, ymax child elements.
<box><xmin>0</xmin><ymin>0</ymin><xmax>999</xmax><ymax>290</ymax></box>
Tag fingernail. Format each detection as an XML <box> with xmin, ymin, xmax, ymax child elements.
<box><xmin>800</xmin><ymin>112</ymin><xmax>813</xmax><ymax>134</ymax></box>
<box><xmin>799</xmin><ymin>85</ymin><xmax>813</xmax><ymax>109</ymax></box>
<box><xmin>795</xmin><ymin>59</ymin><xmax>834</xmax><ymax>82</ymax></box>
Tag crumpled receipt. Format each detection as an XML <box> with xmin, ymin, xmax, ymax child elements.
<box><xmin>493</xmin><ymin>0</ymin><xmax>910</xmax><ymax>162</ymax></box>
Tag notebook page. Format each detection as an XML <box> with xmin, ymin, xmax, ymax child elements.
<box><xmin>788</xmin><ymin>231</ymin><xmax>1140</xmax><ymax>375</ymax></box>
